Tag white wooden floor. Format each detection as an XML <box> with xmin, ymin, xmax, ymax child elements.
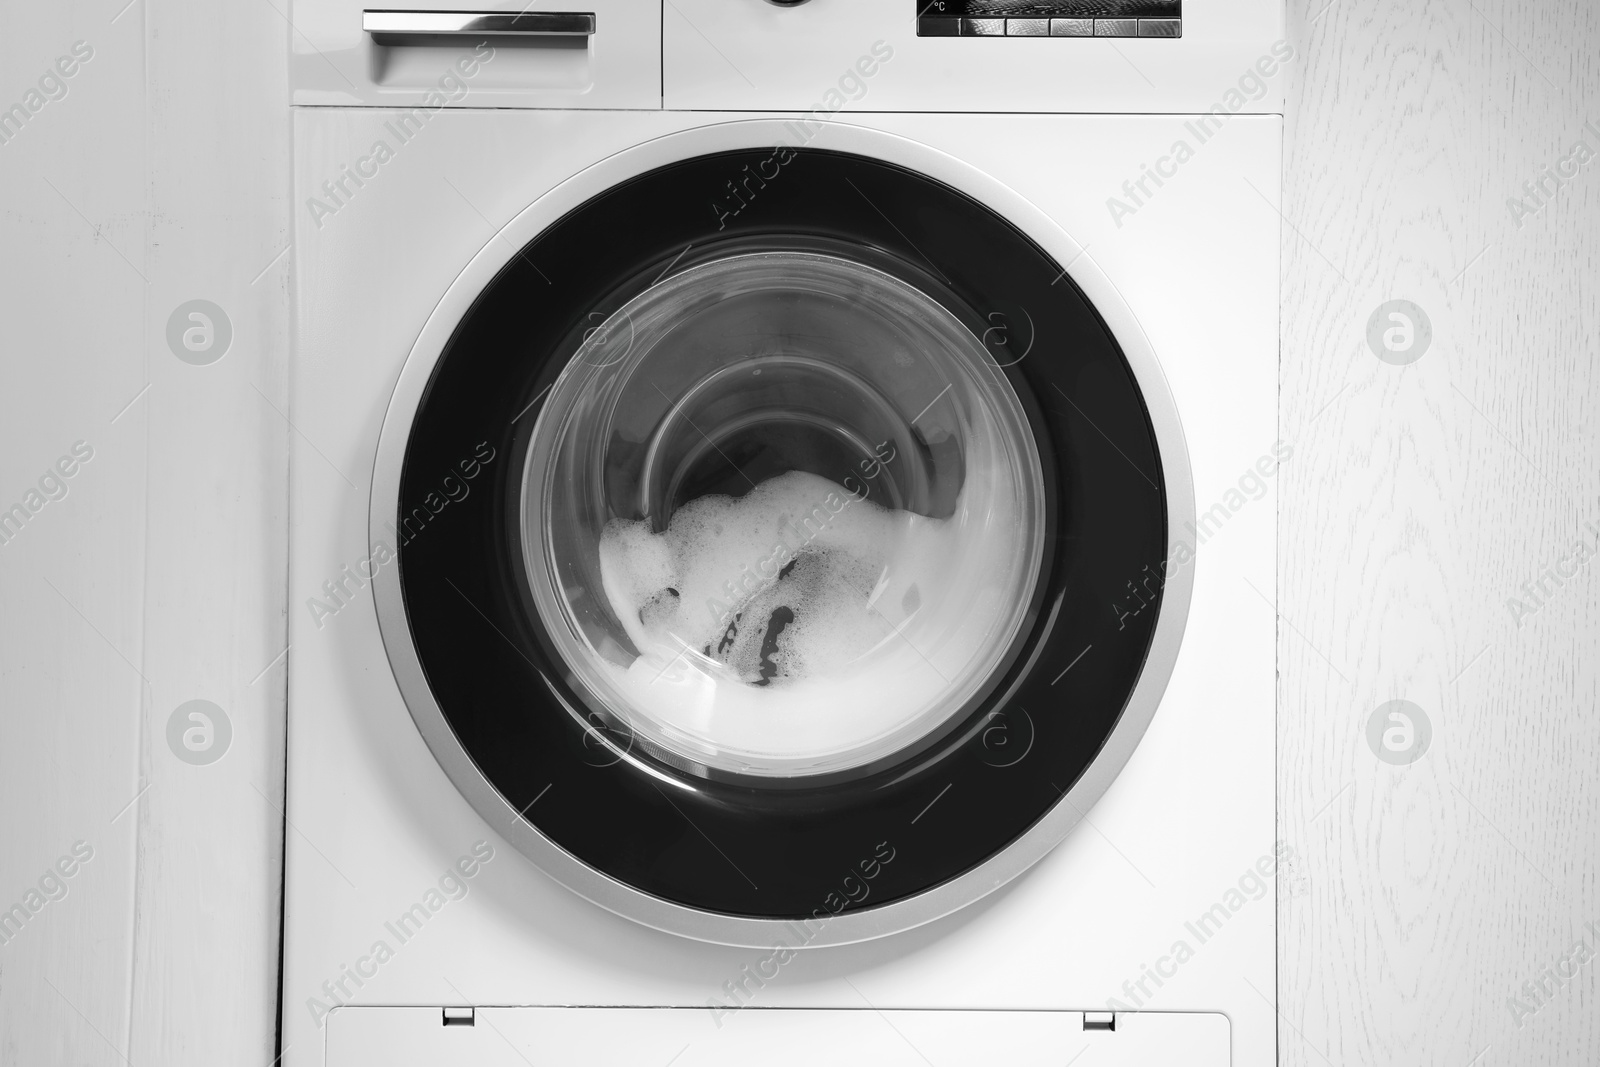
<box><xmin>1</xmin><ymin>1</ymin><xmax>1596</xmax><ymax>1064</ymax></box>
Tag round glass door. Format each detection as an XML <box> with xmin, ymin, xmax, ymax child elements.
<box><xmin>378</xmin><ymin>140</ymin><xmax>1180</xmax><ymax>936</ymax></box>
<box><xmin>523</xmin><ymin>250</ymin><xmax>1047</xmax><ymax>780</ymax></box>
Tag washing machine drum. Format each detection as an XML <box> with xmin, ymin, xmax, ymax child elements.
<box><xmin>385</xmin><ymin>147</ymin><xmax>1176</xmax><ymax>939</ymax></box>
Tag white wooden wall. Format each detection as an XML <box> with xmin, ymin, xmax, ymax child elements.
<box><xmin>1</xmin><ymin>0</ymin><xmax>1596</xmax><ymax>1063</ymax></box>
<box><xmin>1278</xmin><ymin>0</ymin><xmax>1600</xmax><ymax>1065</ymax></box>
<box><xmin>0</xmin><ymin>1</ymin><xmax>289</xmax><ymax>1065</ymax></box>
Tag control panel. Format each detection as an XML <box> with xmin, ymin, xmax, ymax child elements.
<box><xmin>290</xmin><ymin>0</ymin><xmax>1285</xmax><ymax>113</ymax></box>
<box><xmin>916</xmin><ymin>1</ymin><xmax>1182</xmax><ymax>38</ymax></box>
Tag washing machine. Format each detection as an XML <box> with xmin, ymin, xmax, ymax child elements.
<box><xmin>284</xmin><ymin>1</ymin><xmax>1284</xmax><ymax>1063</ymax></box>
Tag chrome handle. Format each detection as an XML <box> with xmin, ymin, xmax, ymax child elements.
<box><xmin>362</xmin><ymin>10</ymin><xmax>596</xmax><ymax>37</ymax></box>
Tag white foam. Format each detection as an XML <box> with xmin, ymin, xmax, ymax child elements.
<box><xmin>595</xmin><ymin>449</ymin><xmax>1031</xmax><ymax>773</ymax></box>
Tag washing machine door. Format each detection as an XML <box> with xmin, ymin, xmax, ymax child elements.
<box><xmin>371</xmin><ymin>121</ymin><xmax>1193</xmax><ymax>947</ymax></box>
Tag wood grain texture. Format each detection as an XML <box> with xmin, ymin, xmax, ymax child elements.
<box><xmin>1278</xmin><ymin>0</ymin><xmax>1600</xmax><ymax>1065</ymax></box>
<box><xmin>0</xmin><ymin>0</ymin><xmax>289</xmax><ymax>1064</ymax></box>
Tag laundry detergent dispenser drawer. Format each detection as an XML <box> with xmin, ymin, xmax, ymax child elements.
<box><xmin>292</xmin><ymin>0</ymin><xmax>660</xmax><ymax>108</ymax></box>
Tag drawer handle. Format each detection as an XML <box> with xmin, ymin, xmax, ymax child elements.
<box><xmin>362</xmin><ymin>10</ymin><xmax>596</xmax><ymax>37</ymax></box>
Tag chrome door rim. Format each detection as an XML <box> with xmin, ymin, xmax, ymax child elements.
<box><xmin>370</xmin><ymin>118</ymin><xmax>1194</xmax><ymax>948</ymax></box>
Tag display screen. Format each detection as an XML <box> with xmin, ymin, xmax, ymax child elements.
<box><xmin>916</xmin><ymin>0</ymin><xmax>1181</xmax><ymax>36</ymax></box>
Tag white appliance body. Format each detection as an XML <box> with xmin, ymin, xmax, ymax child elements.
<box><xmin>285</xmin><ymin>4</ymin><xmax>1282</xmax><ymax>1063</ymax></box>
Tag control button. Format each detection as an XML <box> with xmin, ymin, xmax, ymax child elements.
<box><xmin>1093</xmin><ymin>18</ymin><xmax>1138</xmax><ymax>36</ymax></box>
<box><xmin>1137</xmin><ymin>17</ymin><xmax>1182</xmax><ymax>37</ymax></box>
<box><xmin>960</xmin><ymin>18</ymin><xmax>1006</xmax><ymax>35</ymax></box>
<box><xmin>1049</xmin><ymin>18</ymin><xmax>1094</xmax><ymax>36</ymax></box>
<box><xmin>917</xmin><ymin>16</ymin><xmax>961</xmax><ymax>36</ymax></box>
<box><xmin>1006</xmin><ymin>18</ymin><xmax>1050</xmax><ymax>35</ymax></box>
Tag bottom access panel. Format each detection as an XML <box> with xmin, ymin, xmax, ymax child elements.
<box><xmin>325</xmin><ymin>1007</ymin><xmax>1230</xmax><ymax>1065</ymax></box>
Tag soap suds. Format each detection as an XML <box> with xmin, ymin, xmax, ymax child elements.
<box><xmin>593</xmin><ymin>460</ymin><xmax>1030</xmax><ymax>773</ymax></box>
<box><xmin>600</xmin><ymin>471</ymin><xmax>897</xmax><ymax>688</ymax></box>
